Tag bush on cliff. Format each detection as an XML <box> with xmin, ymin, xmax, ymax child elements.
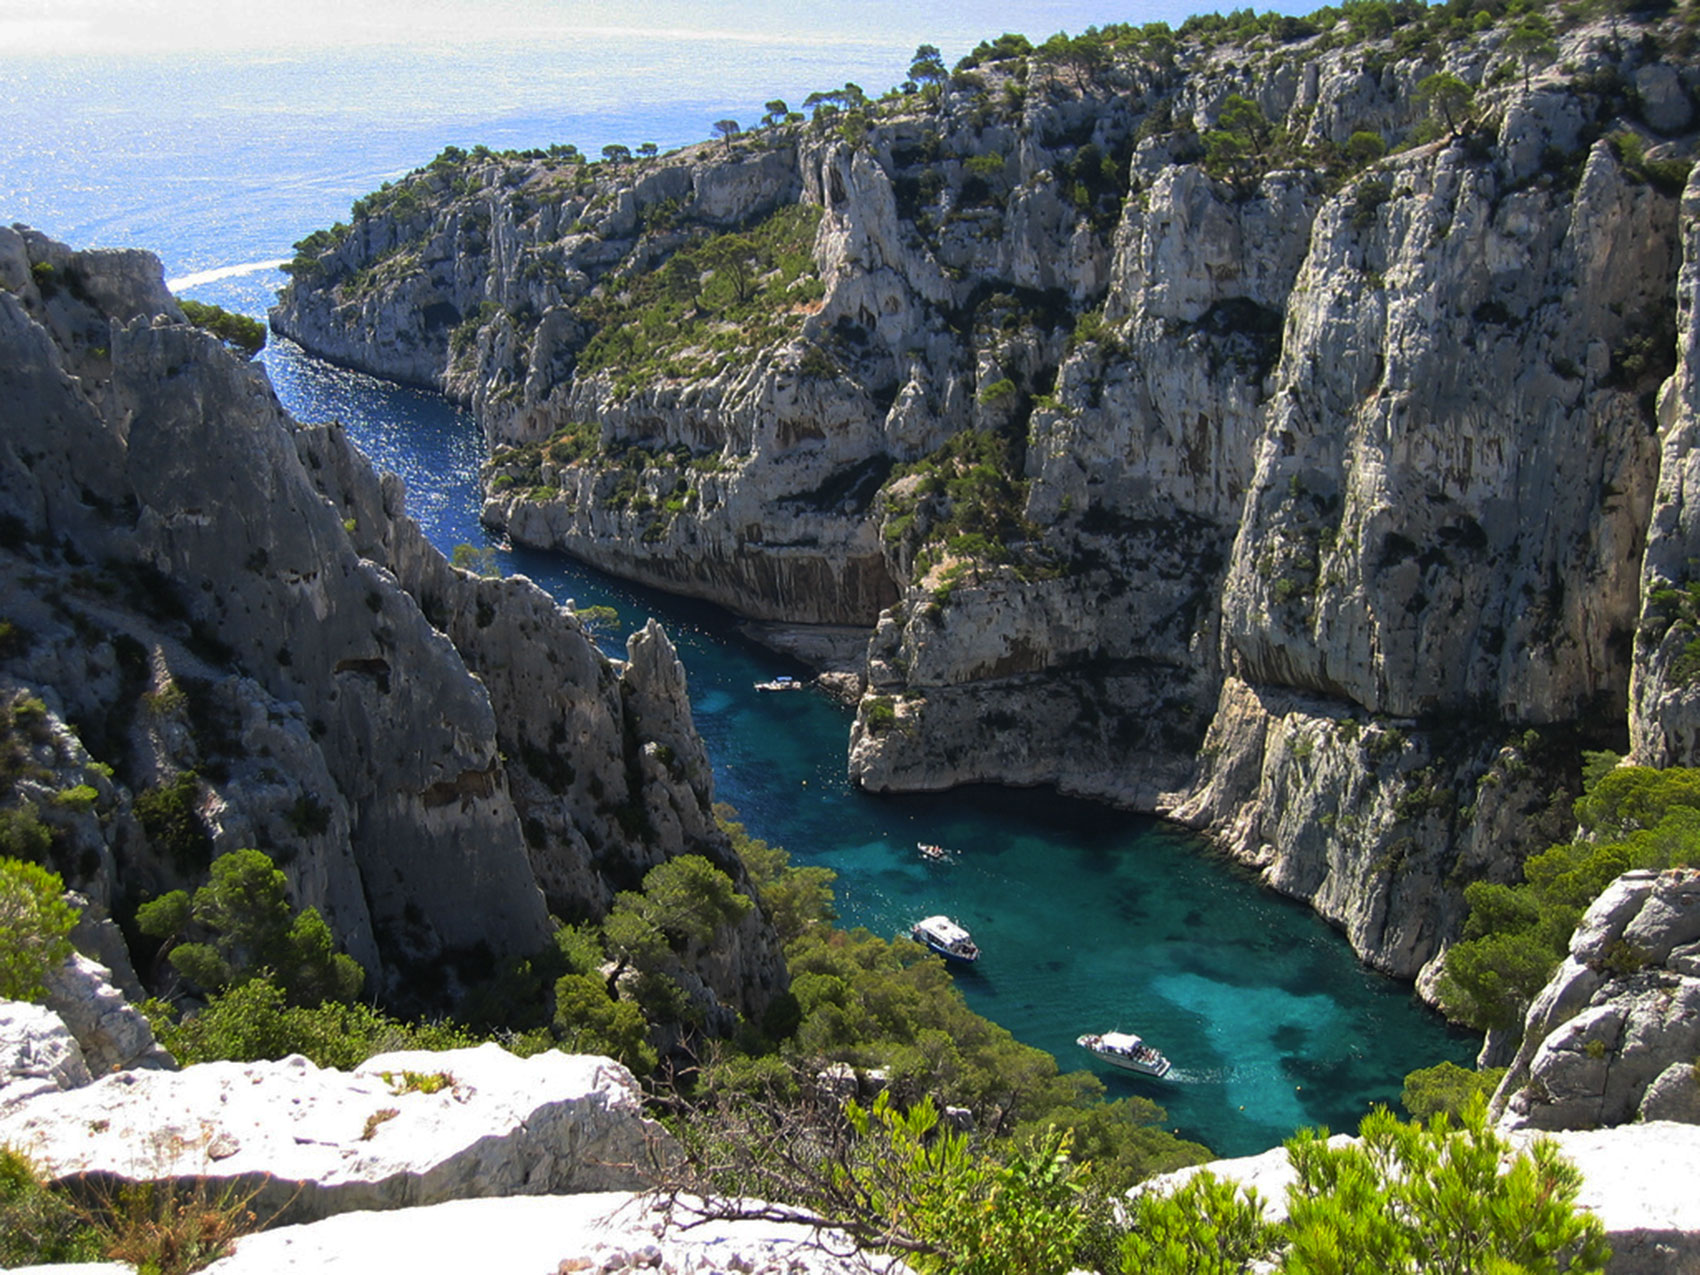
<box><xmin>0</xmin><ymin>1147</ymin><xmax>101</xmax><ymax>1267</ymax></box>
<box><xmin>673</xmin><ymin>1087</ymin><xmax>1605</xmax><ymax>1275</ymax></box>
<box><xmin>0</xmin><ymin>857</ymin><xmax>78</xmax><ymax>1002</ymax></box>
<box><xmin>136</xmin><ymin>847</ymin><xmax>363</xmax><ymax>1007</ymax></box>
<box><xmin>177</xmin><ymin>299</ymin><xmax>265</xmax><ymax>359</ymax></box>
<box><xmin>144</xmin><ymin>976</ymin><xmax>484</xmax><ymax>1069</ymax></box>
<box><xmin>1437</xmin><ymin>762</ymin><xmax>1700</xmax><ymax>1034</ymax></box>
<box><xmin>1126</xmin><ymin>1102</ymin><xmax>1608</xmax><ymax>1274</ymax></box>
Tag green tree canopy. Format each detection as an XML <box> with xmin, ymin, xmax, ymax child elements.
<box><xmin>0</xmin><ymin>858</ymin><xmax>78</xmax><ymax>1002</ymax></box>
<box><xmin>909</xmin><ymin>44</ymin><xmax>948</xmax><ymax>98</ymax></box>
<box><xmin>1438</xmin><ymin>764</ymin><xmax>1700</xmax><ymax>1034</ymax></box>
<box><xmin>1415</xmin><ymin>71</ymin><xmax>1475</xmax><ymax>134</ymax></box>
<box><xmin>178</xmin><ymin>299</ymin><xmax>266</xmax><ymax>359</ymax></box>
<box><xmin>136</xmin><ymin>848</ymin><xmax>363</xmax><ymax>1007</ymax></box>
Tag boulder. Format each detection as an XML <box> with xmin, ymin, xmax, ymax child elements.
<box><xmin>0</xmin><ymin>1001</ymin><xmax>90</xmax><ymax>1110</ymax></box>
<box><xmin>39</xmin><ymin>953</ymin><xmax>174</xmax><ymax>1077</ymax></box>
<box><xmin>200</xmin><ymin>1192</ymin><xmax>913</xmax><ymax>1275</ymax></box>
<box><xmin>1496</xmin><ymin>869</ymin><xmax>1700</xmax><ymax>1132</ymax></box>
<box><xmin>0</xmin><ymin>1044</ymin><xmax>675</xmax><ymax>1226</ymax></box>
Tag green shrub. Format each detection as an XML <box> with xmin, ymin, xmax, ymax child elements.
<box><xmin>134</xmin><ymin>773</ymin><xmax>213</xmax><ymax>872</ymax></box>
<box><xmin>552</xmin><ymin>971</ymin><xmax>657</xmax><ymax>1074</ymax></box>
<box><xmin>177</xmin><ymin>299</ymin><xmax>266</xmax><ymax>358</ymax></box>
<box><xmin>145</xmin><ymin>976</ymin><xmax>475</xmax><ymax>1068</ymax></box>
<box><xmin>1439</xmin><ymin>766</ymin><xmax>1700</xmax><ymax>1034</ymax></box>
<box><xmin>1124</xmin><ymin>1100</ymin><xmax>1608</xmax><ymax>1274</ymax></box>
<box><xmin>0</xmin><ymin>1146</ymin><xmax>102</xmax><ymax>1267</ymax></box>
<box><xmin>51</xmin><ymin>784</ymin><xmax>99</xmax><ymax>813</ymax></box>
<box><xmin>0</xmin><ymin>804</ymin><xmax>52</xmax><ymax>864</ymax></box>
<box><xmin>136</xmin><ymin>847</ymin><xmax>362</xmax><ymax>1007</ymax></box>
<box><xmin>865</xmin><ymin>696</ymin><xmax>898</xmax><ymax>733</ymax></box>
<box><xmin>1401</xmin><ymin>1060</ymin><xmax>1506</xmax><ymax>1120</ymax></box>
<box><xmin>0</xmin><ymin>858</ymin><xmax>79</xmax><ymax>1001</ymax></box>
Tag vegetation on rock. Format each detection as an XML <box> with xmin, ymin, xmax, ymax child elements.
<box><xmin>136</xmin><ymin>847</ymin><xmax>364</xmax><ymax>1007</ymax></box>
<box><xmin>0</xmin><ymin>857</ymin><xmax>77</xmax><ymax>1002</ymax></box>
<box><xmin>1438</xmin><ymin>760</ymin><xmax>1700</xmax><ymax>1034</ymax></box>
<box><xmin>177</xmin><ymin>299</ymin><xmax>266</xmax><ymax>358</ymax></box>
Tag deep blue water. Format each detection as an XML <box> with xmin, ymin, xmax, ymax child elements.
<box><xmin>2</xmin><ymin>10</ymin><xmax>1474</xmax><ymax>1156</ymax></box>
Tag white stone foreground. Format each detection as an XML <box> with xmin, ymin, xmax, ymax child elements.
<box><xmin>1135</xmin><ymin>1121</ymin><xmax>1700</xmax><ymax>1275</ymax></box>
<box><xmin>0</xmin><ymin>1043</ymin><xmax>674</xmax><ymax>1226</ymax></box>
<box><xmin>200</xmin><ymin>1193</ymin><xmax>915</xmax><ymax>1275</ymax></box>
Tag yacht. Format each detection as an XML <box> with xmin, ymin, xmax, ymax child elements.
<box><xmin>910</xmin><ymin>914</ymin><xmax>979</xmax><ymax>963</ymax></box>
<box><xmin>1077</xmin><ymin>1030</ymin><xmax>1172</xmax><ymax>1078</ymax></box>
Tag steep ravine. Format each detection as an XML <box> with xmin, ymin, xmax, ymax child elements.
<box><xmin>272</xmin><ymin>8</ymin><xmax>1700</xmax><ymax>989</ymax></box>
<box><xmin>0</xmin><ymin>225</ymin><xmax>783</xmax><ymax>1024</ymax></box>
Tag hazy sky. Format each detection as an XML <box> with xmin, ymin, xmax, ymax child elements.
<box><xmin>0</xmin><ymin>0</ymin><xmax>1238</xmax><ymax>55</ymax></box>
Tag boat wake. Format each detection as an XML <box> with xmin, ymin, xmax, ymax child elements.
<box><xmin>166</xmin><ymin>258</ymin><xmax>289</xmax><ymax>290</ymax></box>
<box><xmin>1161</xmin><ymin>1067</ymin><xmax>1232</xmax><ymax>1085</ymax></box>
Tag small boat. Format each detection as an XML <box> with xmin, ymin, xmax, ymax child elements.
<box><xmin>1077</xmin><ymin>1030</ymin><xmax>1172</xmax><ymax>1079</ymax></box>
<box><xmin>917</xmin><ymin>842</ymin><xmax>951</xmax><ymax>862</ymax></box>
<box><xmin>910</xmin><ymin>914</ymin><xmax>979</xmax><ymax>963</ymax></box>
<box><xmin>754</xmin><ymin>675</ymin><xmax>808</xmax><ymax>692</ymax></box>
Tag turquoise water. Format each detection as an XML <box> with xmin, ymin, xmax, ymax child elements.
<box><xmin>2</xmin><ymin>13</ymin><xmax>1475</xmax><ymax>1156</ymax></box>
<box><xmin>260</xmin><ymin>342</ymin><xmax>1476</xmax><ymax>1156</ymax></box>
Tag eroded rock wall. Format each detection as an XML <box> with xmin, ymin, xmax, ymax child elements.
<box><xmin>272</xmin><ymin>12</ymin><xmax>1700</xmax><ymax>984</ymax></box>
<box><xmin>0</xmin><ymin>228</ymin><xmax>780</xmax><ymax>1025</ymax></box>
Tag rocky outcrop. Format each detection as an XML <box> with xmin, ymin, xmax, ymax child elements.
<box><xmin>0</xmin><ymin>1043</ymin><xmax>671</xmax><ymax>1226</ymax></box>
<box><xmin>272</xmin><ymin>12</ymin><xmax>1700</xmax><ymax>984</ymax></box>
<box><xmin>0</xmin><ymin>226</ymin><xmax>782</xmax><ymax>1026</ymax></box>
<box><xmin>1137</xmin><ymin>1120</ymin><xmax>1700</xmax><ymax>1275</ymax></box>
<box><xmin>1632</xmin><ymin>167</ymin><xmax>1700</xmax><ymax>765</ymax></box>
<box><xmin>0</xmin><ymin>1001</ymin><xmax>91</xmax><ymax>1111</ymax></box>
<box><xmin>202</xmin><ymin>1192</ymin><xmax>913</xmax><ymax>1275</ymax></box>
<box><xmin>1493</xmin><ymin>868</ymin><xmax>1700</xmax><ymax>1132</ymax></box>
<box><xmin>39</xmin><ymin>954</ymin><xmax>173</xmax><ymax>1078</ymax></box>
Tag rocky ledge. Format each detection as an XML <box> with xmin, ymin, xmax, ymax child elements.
<box><xmin>0</xmin><ymin>997</ymin><xmax>905</xmax><ymax>1275</ymax></box>
<box><xmin>0</xmin><ymin>1041</ymin><xmax>669</xmax><ymax>1226</ymax></box>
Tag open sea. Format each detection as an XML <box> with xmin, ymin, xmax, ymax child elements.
<box><xmin>0</xmin><ymin>0</ymin><xmax>1474</xmax><ymax>1156</ymax></box>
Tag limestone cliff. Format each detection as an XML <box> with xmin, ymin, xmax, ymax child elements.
<box><xmin>0</xmin><ymin>227</ymin><xmax>782</xmax><ymax>1024</ymax></box>
<box><xmin>273</xmin><ymin>9</ymin><xmax>1700</xmax><ymax>985</ymax></box>
<box><xmin>1492</xmin><ymin>867</ymin><xmax>1700</xmax><ymax>1132</ymax></box>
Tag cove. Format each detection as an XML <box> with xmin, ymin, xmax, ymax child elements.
<box><xmin>261</xmin><ymin>337</ymin><xmax>1477</xmax><ymax>1158</ymax></box>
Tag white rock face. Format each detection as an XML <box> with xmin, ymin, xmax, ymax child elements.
<box><xmin>1632</xmin><ymin>168</ymin><xmax>1700</xmax><ymax>767</ymax></box>
<box><xmin>201</xmin><ymin>1192</ymin><xmax>914</xmax><ymax>1275</ymax></box>
<box><xmin>0</xmin><ymin>1044</ymin><xmax>673</xmax><ymax>1226</ymax></box>
<box><xmin>0</xmin><ymin>1001</ymin><xmax>91</xmax><ymax>1111</ymax></box>
<box><xmin>1495</xmin><ymin>869</ymin><xmax>1700</xmax><ymax>1132</ymax></box>
<box><xmin>40</xmin><ymin>954</ymin><xmax>174</xmax><ymax>1078</ymax></box>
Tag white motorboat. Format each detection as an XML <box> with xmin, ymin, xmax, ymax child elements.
<box><xmin>754</xmin><ymin>675</ymin><xmax>808</xmax><ymax>692</ymax></box>
<box><xmin>910</xmin><ymin>914</ymin><xmax>979</xmax><ymax>963</ymax></box>
<box><xmin>1077</xmin><ymin>1030</ymin><xmax>1172</xmax><ymax>1078</ymax></box>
